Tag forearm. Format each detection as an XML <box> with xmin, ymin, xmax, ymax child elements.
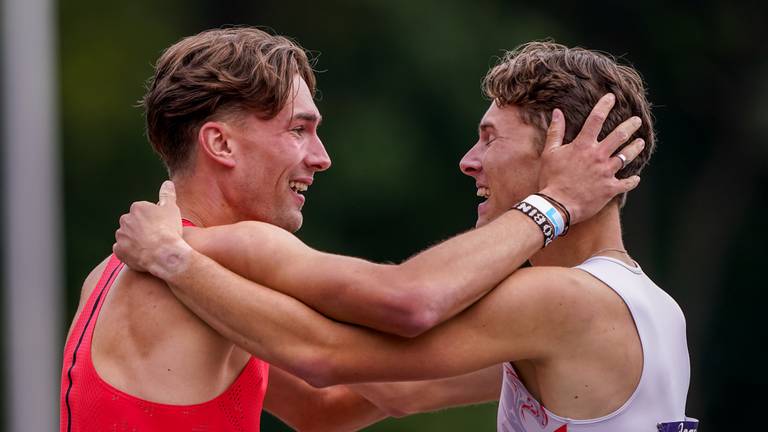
<box><xmin>299</xmin><ymin>388</ymin><xmax>387</xmax><ymax>432</ymax></box>
<box><xmin>266</xmin><ymin>367</ymin><xmax>388</xmax><ymax>432</ymax></box>
<box><xmin>351</xmin><ymin>365</ymin><xmax>502</xmax><ymax>418</ymax></box>
<box><xmin>392</xmin><ymin>210</ymin><xmax>541</xmax><ymax>330</ymax></box>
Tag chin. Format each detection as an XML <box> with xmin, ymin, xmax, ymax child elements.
<box><xmin>283</xmin><ymin>213</ymin><xmax>303</xmax><ymax>233</ymax></box>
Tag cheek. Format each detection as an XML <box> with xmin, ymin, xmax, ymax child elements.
<box><xmin>485</xmin><ymin>149</ymin><xmax>540</xmax><ymax>199</ymax></box>
<box><xmin>483</xmin><ymin>147</ymin><xmax>516</xmax><ymax>181</ymax></box>
<box><xmin>273</xmin><ymin>141</ymin><xmax>305</xmax><ymax>172</ymax></box>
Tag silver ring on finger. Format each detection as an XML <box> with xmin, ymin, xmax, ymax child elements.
<box><xmin>615</xmin><ymin>153</ymin><xmax>627</xmax><ymax>170</ymax></box>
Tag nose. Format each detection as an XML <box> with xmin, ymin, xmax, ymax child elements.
<box><xmin>306</xmin><ymin>136</ymin><xmax>332</xmax><ymax>172</ymax></box>
<box><xmin>459</xmin><ymin>143</ymin><xmax>482</xmax><ymax>177</ymax></box>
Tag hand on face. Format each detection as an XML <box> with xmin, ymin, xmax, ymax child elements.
<box><xmin>113</xmin><ymin>181</ymin><xmax>185</xmax><ymax>273</ymax></box>
<box><xmin>538</xmin><ymin>93</ymin><xmax>645</xmax><ymax>224</ymax></box>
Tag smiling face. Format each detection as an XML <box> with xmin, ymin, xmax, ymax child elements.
<box><xmin>460</xmin><ymin>102</ymin><xmax>544</xmax><ymax>228</ymax></box>
<box><xmin>221</xmin><ymin>76</ymin><xmax>331</xmax><ymax>232</ymax></box>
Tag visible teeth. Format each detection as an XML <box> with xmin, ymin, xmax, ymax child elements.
<box><xmin>289</xmin><ymin>181</ymin><xmax>309</xmax><ymax>193</ymax></box>
<box><xmin>476</xmin><ymin>187</ymin><xmax>490</xmax><ymax>198</ymax></box>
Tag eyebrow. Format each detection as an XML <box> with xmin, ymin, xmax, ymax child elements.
<box><xmin>478</xmin><ymin>121</ymin><xmax>495</xmax><ymax>132</ymax></box>
<box><xmin>293</xmin><ymin>112</ymin><xmax>322</xmax><ymax>125</ymax></box>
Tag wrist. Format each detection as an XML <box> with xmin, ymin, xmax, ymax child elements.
<box><xmin>512</xmin><ymin>196</ymin><xmax>557</xmax><ymax>247</ymax></box>
<box><xmin>147</xmin><ymin>238</ymin><xmax>194</xmax><ymax>283</ymax></box>
<box><xmin>538</xmin><ymin>187</ymin><xmax>579</xmax><ymax>225</ymax></box>
<box><xmin>512</xmin><ymin>192</ymin><xmax>574</xmax><ymax>247</ymax></box>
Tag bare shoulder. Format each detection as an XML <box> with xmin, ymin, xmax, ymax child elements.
<box><xmin>74</xmin><ymin>256</ymin><xmax>111</xmax><ymax>313</ymax></box>
<box><xmin>491</xmin><ymin>266</ymin><xmax>619</xmax><ymax>340</ymax></box>
<box><xmin>65</xmin><ymin>256</ymin><xmax>111</xmax><ymax>340</ymax></box>
<box><xmin>494</xmin><ymin>266</ymin><xmax>602</xmax><ymax>309</ymax></box>
<box><xmin>183</xmin><ymin>221</ymin><xmax>298</xmax><ymax>250</ymax></box>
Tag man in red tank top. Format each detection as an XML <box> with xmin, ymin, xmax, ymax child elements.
<box><xmin>60</xmin><ymin>27</ymin><xmax>390</xmax><ymax>432</ymax></box>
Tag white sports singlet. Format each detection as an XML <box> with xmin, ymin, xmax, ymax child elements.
<box><xmin>497</xmin><ymin>256</ymin><xmax>698</xmax><ymax>432</ymax></box>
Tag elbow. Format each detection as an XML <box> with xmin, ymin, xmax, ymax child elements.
<box><xmin>290</xmin><ymin>349</ymin><xmax>344</xmax><ymax>389</ymax></box>
<box><xmin>386</xmin><ymin>287</ymin><xmax>442</xmax><ymax>337</ymax></box>
<box><xmin>302</xmin><ymin>370</ymin><xmax>337</xmax><ymax>390</ymax></box>
<box><xmin>395</xmin><ymin>302</ymin><xmax>440</xmax><ymax>337</ymax></box>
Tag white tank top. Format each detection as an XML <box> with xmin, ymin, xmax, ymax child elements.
<box><xmin>497</xmin><ymin>256</ymin><xmax>698</xmax><ymax>432</ymax></box>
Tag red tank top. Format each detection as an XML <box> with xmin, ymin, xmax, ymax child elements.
<box><xmin>60</xmin><ymin>221</ymin><xmax>269</xmax><ymax>431</ymax></box>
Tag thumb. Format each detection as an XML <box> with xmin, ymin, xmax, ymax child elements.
<box><xmin>543</xmin><ymin>108</ymin><xmax>565</xmax><ymax>152</ymax></box>
<box><xmin>158</xmin><ymin>180</ymin><xmax>177</xmax><ymax>206</ymax></box>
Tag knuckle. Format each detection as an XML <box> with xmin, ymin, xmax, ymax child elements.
<box><xmin>593</xmin><ymin>152</ymin><xmax>605</xmax><ymax>163</ymax></box>
<box><xmin>547</xmin><ymin>126</ymin><xmax>558</xmax><ymax>136</ymax></box>
<box><xmin>592</xmin><ymin>112</ymin><xmax>607</xmax><ymax>123</ymax></box>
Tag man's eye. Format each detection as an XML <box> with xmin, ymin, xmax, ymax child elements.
<box><xmin>485</xmin><ymin>137</ymin><xmax>498</xmax><ymax>146</ymax></box>
<box><xmin>291</xmin><ymin>126</ymin><xmax>305</xmax><ymax>135</ymax></box>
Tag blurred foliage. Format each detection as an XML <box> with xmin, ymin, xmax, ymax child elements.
<box><xmin>52</xmin><ymin>0</ymin><xmax>768</xmax><ymax>430</ymax></box>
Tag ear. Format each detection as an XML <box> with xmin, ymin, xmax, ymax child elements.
<box><xmin>198</xmin><ymin>121</ymin><xmax>237</xmax><ymax>168</ymax></box>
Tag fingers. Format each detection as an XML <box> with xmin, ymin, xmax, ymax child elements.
<box><xmin>610</xmin><ymin>138</ymin><xmax>645</xmax><ymax>172</ymax></box>
<box><xmin>575</xmin><ymin>93</ymin><xmax>616</xmax><ymax>144</ymax></box>
<box><xmin>600</xmin><ymin>116</ymin><xmax>642</xmax><ymax>158</ymax></box>
<box><xmin>543</xmin><ymin>108</ymin><xmax>565</xmax><ymax>152</ymax></box>
<box><xmin>158</xmin><ymin>181</ymin><xmax>176</xmax><ymax>206</ymax></box>
<box><xmin>612</xmin><ymin>175</ymin><xmax>641</xmax><ymax>195</ymax></box>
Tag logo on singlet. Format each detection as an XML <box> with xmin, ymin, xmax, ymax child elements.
<box><xmin>657</xmin><ymin>421</ymin><xmax>699</xmax><ymax>432</ymax></box>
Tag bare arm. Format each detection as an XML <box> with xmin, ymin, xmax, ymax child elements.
<box><xmin>115</xmin><ymin>95</ymin><xmax>644</xmax><ymax>336</ymax></box>
<box><xmin>160</xmin><ymin>257</ymin><xmax>590</xmax><ymax>386</ymax></box>
<box><xmin>350</xmin><ymin>365</ymin><xmax>502</xmax><ymax>418</ymax></box>
<box><xmin>180</xmin><ymin>209</ymin><xmax>542</xmax><ymax>337</ymax></box>
<box><xmin>264</xmin><ymin>367</ymin><xmax>388</xmax><ymax>432</ymax></box>
<box><xmin>263</xmin><ymin>365</ymin><xmax>500</xmax><ymax>430</ymax></box>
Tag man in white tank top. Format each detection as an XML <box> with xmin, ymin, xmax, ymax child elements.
<box><xmin>112</xmin><ymin>42</ymin><xmax>697</xmax><ymax>431</ymax></box>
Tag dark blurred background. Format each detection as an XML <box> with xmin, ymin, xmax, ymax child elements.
<box><xmin>3</xmin><ymin>0</ymin><xmax>767</xmax><ymax>430</ymax></box>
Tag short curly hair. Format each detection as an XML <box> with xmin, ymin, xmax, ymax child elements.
<box><xmin>483</xmin><ymin>41</ymin><xmax>655</xmax><ymax>185</ymax></box>
<box><xmin>141</xmin><ymin>27</ymin><xmax>316</xmax><ymax>175</ymax></box>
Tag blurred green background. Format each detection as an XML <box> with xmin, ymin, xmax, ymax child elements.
<box><xmin>20</xmin><ymin>0</ymin><xmax>768</xmax><ymax>430</ymax></box>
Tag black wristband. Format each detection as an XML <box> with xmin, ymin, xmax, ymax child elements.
<box><xmin>512</xmin><ymin>200</ymin><xmax>556</xmax><ymax>248</ymax></box>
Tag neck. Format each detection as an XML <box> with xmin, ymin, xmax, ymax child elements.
<box><xmin>172</xmin><ymin>173</ymin><xmax>238</xmax><ymax>228</ymax></box>
<box><xmin>530</xmin><ymin>202</ymin><xmax>628</xmax><ymax>268</ymax></box>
